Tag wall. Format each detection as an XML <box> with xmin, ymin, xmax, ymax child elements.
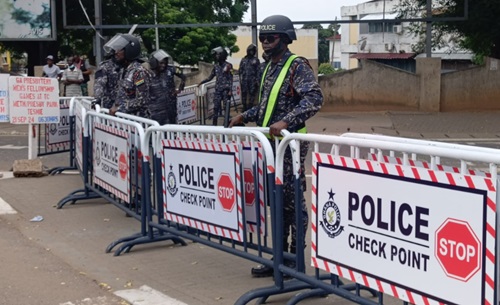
<box><xmin>320</xmin><ymin>59</ymin><xmax>419</xmax><ymax>111</ymax></box>
<box><xmin>319</xmin><ymin>57</ymin><xmax>500</xmax><ymax>112</ymax></box>
<box><xmin>440</xmin><ymin>57</ymin><xmax>500</xmax><ymax>111</ymax></box>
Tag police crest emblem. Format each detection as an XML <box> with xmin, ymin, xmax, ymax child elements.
<box><xmin>320</xmin><ymin>189</ymin><xmax>344</xmax><ymax>238</ymax></box>
<box><xmin>167</xmin><ymin>164</ymin><xmax>178</xmax><ymax>196</ymax></box>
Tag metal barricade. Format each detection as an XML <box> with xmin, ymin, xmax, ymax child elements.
<box><xmin>108</xmin><ymin>125</ymin><xmax>288</xmax><ymax>280</ymax></box>
<box><xmin>56</xmin><ymin>98</ymin><xmax>102</xmax><ymax>207</ymax></box>
<box><xmin>177</xmin><ymin>85</ymin><xmax>202</xmax><ymax>125</ymax></box>
<box><xmin>238</xmin><ymin>133</ymin><xmax>499</xmax><ymax>305</ymax></box>
<box><xmin>36</xmin><ymin>97</ymin><xmax>99</xmax><ymax>175</ymax></box>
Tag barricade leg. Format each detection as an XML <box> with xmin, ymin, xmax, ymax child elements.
<box><xmin>57</xmin><ymin>135</ymin><xmax>100</xmax><ymax>208</ymax></box>
<box><xmin>107</xmin><ymin>156</ymin><xmax>186</xmax><ymax>256</ymax></box>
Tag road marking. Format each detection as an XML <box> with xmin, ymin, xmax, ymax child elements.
<box><xmin>114</xmin><ymin>285</ymin><xmax>188</xmax><ymax>305</ymax></box>
<box><xmin>0</xmin><ymin>144</ymin><xmax>28</xmax><ymax>149</ymax></box>
<box><xmin>0</xmin><ymin>197</ymin><xmax>17</xmax><ymax>215</ymax></box>
<box><xmin>0</xmin><ymin>172</ymin><xmax>14</xmax><ymax>179</ymax></box>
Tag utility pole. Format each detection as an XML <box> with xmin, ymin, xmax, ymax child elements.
<box><xmin>251</xmin><ymin>0</ymin><xmax>257</xmax><ymax>47</ymax></box>
<box><xmin>425</xmin><ymin>0</ymin><xmax>432</xmax><ymax>57</ymax></box>
<box><xmin>154</xmin><ymin>3</ymin><xmax>160</xmax><ymax>50</ymax></box>
<box><xmin>94</xmin><ymin>0</ymin><xmax>102</xmax><ymax>64</ymax></box>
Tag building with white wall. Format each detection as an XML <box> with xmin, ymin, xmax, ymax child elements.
<box><xmin>326</xmin><ymin>34</ymin><xmax>341</xmax><ymax>69</ymax></box>
<box><xmin>340</xmin><ymin>0</ymin><xmax>473</xmax><ymax>71</ymax></box>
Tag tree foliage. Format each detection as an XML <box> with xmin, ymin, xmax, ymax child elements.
<box><xmin>2</xmin><ymin>0</ymin><xmax>249</xmax><ymax>66</ymax></box>
<box><xmin>396</xmin><ymin>0</ymin><xmax>500</xmax><ymax>59</ymax></box>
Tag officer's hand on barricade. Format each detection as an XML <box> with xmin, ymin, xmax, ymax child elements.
<box><xmin>91</xmin><ymin>99</ymin><xmax>101</xmax><ymax>110</ymax></box>
<box><xmin>109</xmin><ymin>104</ymin><xmax>118</xmax><ymax>116</ymax></box>
<box><xmin>228</xmin><ymin>114</ymin><xmax>244</xmax><ymax>128</ymax></box>
<box><xmin>269</xmin><ymin>120</ymin><xmax>288</xmax><ymax>137</ymax></box>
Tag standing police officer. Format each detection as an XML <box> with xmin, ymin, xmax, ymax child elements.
<box><xmin>148</xmin><ymin>49</ymin><xmax>186</xmax><ymax>124</ymax></box>
<box><xmin>229</xmin><ymin>15</ymin><xmax>323</xmax><ymax>277</ymax></box>
<box><xmin>105</xmin><ymin>34</ymin><xmax>151</xmax><ymax>118</ymax></box>
<box><xmin>198</xmin><ymin>47</ymin><xmax>233</xmax><ymax>126</ymax></box>
<box><xmin>94</xmin><ymin>35</ymin><xmax>122</xmax><ymax>109</ymax></box>
<box><xmin>238</xmin><ymin>44</ymin><xmax>260</xmax><ymax>111</ymax></box>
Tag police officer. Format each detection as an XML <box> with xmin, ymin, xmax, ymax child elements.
<box><xmin>198</xmin><ymin>47</ymin><xmax>233</xmax><ymax>126</ymax></box>
<box><xmin>229</xmin><ymin>15</ymin><xmax>323</xmax><ymax>277</ymax></box>
<box><xmin>93</xmin><ymin>35</ymin><xmax>122</xmax><ymax>109</ymax></box>
<box><xmin>148</xmin><ymin>49</ymin><xmax>186</xmax><ymax>124</ymax></box>
<box><xmin>105</xmin><ymin>34</ymin><xmax>151</xmax><ymax>118</ymax></box>
<box><xmin>238</xmin><ymin>44</ymin><xmax>260</xmax><ymax>111</ymax></box>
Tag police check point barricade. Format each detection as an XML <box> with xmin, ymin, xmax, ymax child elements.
<box><xmin>4</xmin><ymin>76</ymin><xmax>500</xmax><ymax>304</ymax></box>
<box><xmin>234</xmin><ymin>133</ymin><xmax>499</xmax><ymax>305</ymax></box>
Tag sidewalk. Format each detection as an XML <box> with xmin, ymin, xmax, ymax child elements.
<box><xmin>1</xmin><ymin>110</ymin><xmax>500</xmax><ymax>305</ymax></box>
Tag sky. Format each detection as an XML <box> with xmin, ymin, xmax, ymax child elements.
<box><xmin>242</xmin><ymin>0</ymin><xmax>368</xmax><ymax>24</ymax></box>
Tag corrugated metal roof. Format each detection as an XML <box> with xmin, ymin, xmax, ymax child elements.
<box><xmin>350</xmin><ymin>53</ymin><xmax>416</xmax><ymax>59</ymax></box>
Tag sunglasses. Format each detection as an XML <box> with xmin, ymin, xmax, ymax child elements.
<box><xmin>259</xmin><ymin>34</ymin><xmax>280</xmax><ymax>43</ymax></box>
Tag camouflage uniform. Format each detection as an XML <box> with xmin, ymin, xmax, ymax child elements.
<box><xmin>149</xmin><ymin>65</ymin><xmax>186</xmax><ymax>125</ymax></box>
<box><xmin>239</xmin><ymin>55</ymin><xmax>260</xmax><ymax>111</ymax></box>
<box><xmin>93</xmin><ymin>59</ymin><xmax>121</xmax><ymax>109</ymax></box>
<box><xmin>164</xmin><ymin>65</ymin><xmax>186</xmax><ymax>124</ymax></box>
<box><xmin>242</xmin><ymin>50</ymin><xmax>323</xmax><ymax>253</ymax></box>
<box><xmin>115</xmin><ymin>61</ymin><xmax>151</xmax><ymax>118</ymax></box>
<box><xmin>200</xmin><ymin>61</ymin><xmax>233</xmax><ymax>124</ymax></box>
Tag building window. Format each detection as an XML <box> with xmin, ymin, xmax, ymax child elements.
<box><xmin>333</xmin><ymin>62</ymin><xmax>341</xmax><ymax>69</ymax></box>
<box><xmin>368</xmin><ymin>22</ymin><xmax>398</xmax><ymax>33</ymax></box>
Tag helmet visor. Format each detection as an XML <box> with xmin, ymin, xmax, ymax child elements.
<box><xmin>103</xmin><ymin>35</ymin><xmax>129</xmax><ymax>54</ymax></box>
<box><xmin>211</xmin><ymin>46</ymin><xmax>224</xmax><ymax>54</ymax></box>
<box><xmin>152</xmin><ymin>49</ymin><xmax>171</xmax><ymax>63</ymax></box>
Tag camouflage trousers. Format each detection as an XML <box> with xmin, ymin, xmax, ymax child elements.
<box><xmin>212</xmin><ymin>89</ymin><xmax>231</xmax><ymax>125</ymax></box>
<box><xmin>241</xmin><ymin>84</ymin><xmax>257</xmax><ymax>111</ymax></box>
<box><xmin>150</xmin><ymin>100</ymin><xmax>177</xmax><ymax>125</ymax></box>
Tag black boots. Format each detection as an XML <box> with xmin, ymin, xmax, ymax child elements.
<box><xmin>250</xmin><ymin>259</ymin><xmax>296</xmax><ymax>278</ymax></box>
<box><xmin>251</xmin><ymin>264</ymin><xmax>274</xmax><ymax>277</ymax></box>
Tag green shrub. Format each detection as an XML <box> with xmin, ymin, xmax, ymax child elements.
<box><xmin>318</xmin><ymin>63</ymin><xmax>336</xmax><ymax>75</ymax></box>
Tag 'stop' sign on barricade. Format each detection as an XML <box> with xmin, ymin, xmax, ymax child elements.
<box><xmin>8</xmin><ymin>76</ymin><xmax>60</xmax><ymax>124</ymax></box>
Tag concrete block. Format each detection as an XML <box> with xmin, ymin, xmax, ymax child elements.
<box><xmin>13</xmin><ymin>159</ymin><xmax>47</xmax><ymax>178</ymax></box>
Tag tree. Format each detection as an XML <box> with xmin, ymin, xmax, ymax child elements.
<box><xmin>396</xmin><ymin>0</ymin><xmax>500</xmax><ymax>59</ymax></box>
<box><xmin>1</xmin><ymin>0</ymin><xmax>249</xmax><ymax>70</ymax></box>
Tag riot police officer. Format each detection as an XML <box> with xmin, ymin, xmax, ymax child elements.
<box><xmin>94</xmin><ymin>34</ymin><xmax>122</xmax><ymax>109</ymax></box>
<box><xmin>238</xmin><ymin>44</ymin><xmax>260</xmax><ymax>111</ymax></box>
<box><xmin>105</xmin><ymin>34</ymin><xmax>151</xmax><ymax>118</ymax></box>
<box><xmin>148</xmin><ymin>49</ymin><xmax>186</xmax><ymax>124</ymax></box>
<box><xmin>198</xmin><ymin>47</ymin><xmax>233</xmax><ymax>126</ymax></box>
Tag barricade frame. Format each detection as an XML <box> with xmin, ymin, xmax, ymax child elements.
<box><xmin>238</xmin><ymin>133</ymin><xmax>500</xmax><ymax>305</ymax></box>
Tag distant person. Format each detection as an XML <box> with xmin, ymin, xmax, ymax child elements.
<box><xmin>197</xmin><ymin>47</ymin><xmax>233</xmax><ymax>126</ymax></box>
<box><xmin>94</xmin><ymin>38</ymin><xmax>122</xmax><ymax>109</ymax></box>
<box><xmin>61</xmin><ymin>57</ymin><xmax>83</xmax><ymax>97</ymax></box>
<box><xmin>42</xmin><ymin>55</ymin><xmax>62</xmax><ymax>79</ymax></box>
<box><xmin>238</xmin><ymin>44</ymin><xmax>260</xmax><ymax>111</ymax></box>
<box><xmin>73</xmin><ymin>54</ymin><xmax>91</xmax><ymax>96</ymax></box>
<box><xmin>147</xmin><ymin>49</ymin><xmax>186</xmax><ymax>124</ymax></box>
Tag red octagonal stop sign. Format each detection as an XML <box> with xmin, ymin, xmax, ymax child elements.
<box><xmin>243</xmin><ymin>169</ymin><xmax>255</xmax><ymax>206</ymax></box>
<box><xmin>435</xmin><ymin>218</ymin><xmax>482</xmax><ymax>282</ymax></box>
<box><xmin>217</xmin><ymin>173</ymin><xmax>235</xmax><ymax>212</ymax></box>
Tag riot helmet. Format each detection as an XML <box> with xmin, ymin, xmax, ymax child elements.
<box><xmin>259</xmin><ymin>15</ymin><xmax>297</xmax><ymax>43</ymax></box>
<box><xmin>246</xmin><ymin>44</ymin><xmax>257</xmax><ymax>57</ymax></box>
<box><xmin>149</xmin><ymin>49</ymin><xmax>171</xmax><ymax>69</ymax></box>
<box><xmin>211</xmin><ymin>46</ymin><xmax>228</xmax><ymax>61</ymax></box>
<box><xmin>103</xmin><ymin>33</ymin><xmax>141</xmax><ymax>61</ymax></box>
